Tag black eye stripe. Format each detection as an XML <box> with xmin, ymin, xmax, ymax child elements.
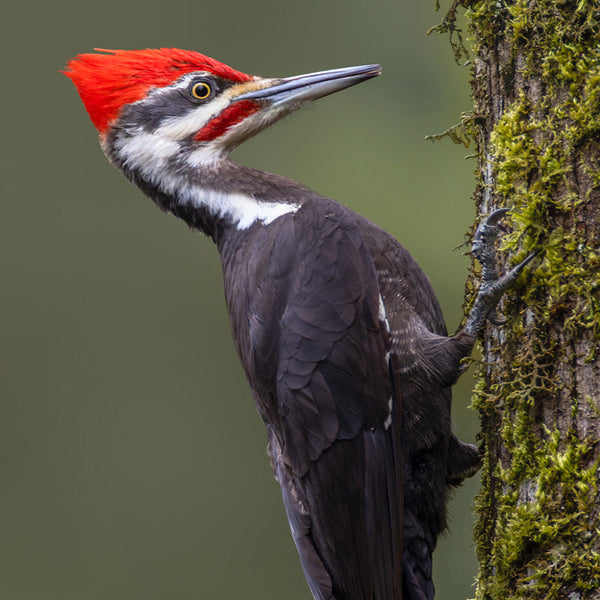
<box><xmin>117</xmin><ymin>75</ymin><xmax>234</xmax><ymax>132</ymax></box>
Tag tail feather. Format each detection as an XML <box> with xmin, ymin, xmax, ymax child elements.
<box><xmin>402</xmin><ymin>508</ymin><xmax>435</xmax><ymax>600</ymax></box>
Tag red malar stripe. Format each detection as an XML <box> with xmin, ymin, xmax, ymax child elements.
<box><xmin>194</xmin><ymin>100</ymin><xmax>260</xmax><ymax>142</ymax></box>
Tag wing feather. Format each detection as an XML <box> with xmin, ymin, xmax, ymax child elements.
<box><xmin>261</xmin><ymin>202</ymin><xmax>402</xmax><ymax>599</ymax></box>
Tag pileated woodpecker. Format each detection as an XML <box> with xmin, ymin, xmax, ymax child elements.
<box><xmin>65</xmin><ymin>48</ymin><xmax>532</xmax><ymax>600</ymax></box>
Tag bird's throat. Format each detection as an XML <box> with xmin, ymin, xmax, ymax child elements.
<box><xmin>104</xmin><ymin>132</ymin><xmax>301</xmax><ymax>239</ymax></box>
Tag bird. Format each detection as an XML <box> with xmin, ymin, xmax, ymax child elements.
<box><xmin>65</xmin><ymin>48</ymin><xmax>530</xmax><ymax>600</ymax></box>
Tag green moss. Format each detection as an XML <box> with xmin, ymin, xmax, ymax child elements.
<box><xmin>472</xmin><ymin>395</ymin><xmax>600</xmax><ymax>598</ymax></box>
<box><xmin>428</xmin><ymin>0</ymin><xmax>471</xmax><ymax>64</ymax></box>
<box><xmin>435</xmin><ymin>0</ymin><xmax>600</xmax><ymax>597</ymax></box>
<box><xmin>425</xmin><ymin>111</ymin><xmax>478</xmax><ymax>147</ymax></box>
<box><xmin>471</xmin><ymin>0</ymin><xmax>600</xmax><ymax>339</ymax></box>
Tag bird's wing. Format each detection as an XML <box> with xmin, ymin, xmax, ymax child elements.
<box><xmin>265</xmin><ymin>201</ymin><xmax>403</xmax><ymax>600</ymax></box>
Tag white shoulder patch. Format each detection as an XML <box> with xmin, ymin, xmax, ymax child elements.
<box><xmin>378</xmin><ymin>294</ymin><xmax>391</xmax><ymax>333</ymax></box>
<box><xmin>384</xmin><ymin>396</ymin><xmax>393</xmax><ymax>429</ymax></box>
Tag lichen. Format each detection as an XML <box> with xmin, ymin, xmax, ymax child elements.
<box><xmin>434</xmin><ymin>0</ymin><xmax>600</xmax><ymax>598</ymax></box>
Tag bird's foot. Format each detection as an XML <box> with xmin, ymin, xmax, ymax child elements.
<box><xmin>465</xmin><ymin>208</ymin><xmax>537</xmax><ymax>337</ymax></box>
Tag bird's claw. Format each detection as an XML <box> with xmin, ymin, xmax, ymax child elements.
<box><xmin>473</xmin><ymin>206</ymin><xmax>508</xmax><ymax>230</ymax></box>
<box><xmin>470</xmin><ymin>208</ymin><xmax>508</xmax><ymax>283</ymax></box>
<box><xmin>486</xmin><ymin>307</ymin><xmax>507</xmax><ymax>327</ymax></box>
<box><xmin>465</xmin><ymin>209</ymin><xmax>537</xmax><ymax>337</ymax></box>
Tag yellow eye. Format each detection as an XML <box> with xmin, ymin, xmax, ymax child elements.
<box><xmin>191</xmin><ymin>81</ymin><xmax>211</xmax><ymax>100</ymax></box>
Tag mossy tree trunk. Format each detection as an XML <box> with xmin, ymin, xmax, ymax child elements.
<box><xmin>439</xmin><ymin>1</ymin><xmax>600</xmax><ymax>598</ymax></box>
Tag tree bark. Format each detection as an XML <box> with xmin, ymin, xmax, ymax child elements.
<box><xmin>440</xmin><ymin>1</ymin><xmax>600</xmax><ymax>598</ymax></box>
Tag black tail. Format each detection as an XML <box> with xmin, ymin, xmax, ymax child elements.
<box><xmin>402</xmin><ymin>508</ymin><xmax>435</xmax><ymax>600</ymax></box>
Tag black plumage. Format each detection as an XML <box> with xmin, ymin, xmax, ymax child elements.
<box><xmin>69</xmin><ymin>52</ymin><xmax>485</xmax><ymax>600</ymax></box>
<box><xmin>103</xmin><ymin>148</ymin><xmax>480</xmax><ymax>600</ymax></box>
<box><xmin>217</xmin><ymin>193</ymin><xmax>479</xmax><ymax>600</ymax></box>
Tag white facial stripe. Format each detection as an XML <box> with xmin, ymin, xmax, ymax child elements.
<box><xmin>185</xmin><ymin>111</ymin><xmax>269</xmax><ymax>168</ymax></box>
<box><xmin>185</xmin><ymin>102</ymin><xmax>287</xmax><ymax>167</ymax></box>
<box><xmin>186</xmin><ymin>144</ymin><xmax>226</xmax><ymax>167</ymax></box>
<box><xmin>126</xmin><ymin>72</ymin><xmax>242</xmax><ymax>141</ymax></box>
<box><xmin>156</xmin><ymin>94</ymin><xmax>232</xmax><ymax>140</ymax></box>
<box><xmin>114</xmin><ymin>130</ymin><xmax>180</xmax><ymax>172</ymax></box>
<box><xmin>185</xmin><ymin>103</ymin><xmax>289</xmax><ymax>168</ymax></box>
<box><xmin>111</xmin><ymin>132</ymin><xmax>298</xmax><ymax>229</ymax></box>
<box><xmin>154</xmin><ymin>77</ymin><xmax>269</xmax><ymax>143</ymax></box>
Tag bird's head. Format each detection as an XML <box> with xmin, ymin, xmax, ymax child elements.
<box><xmin>65</xmin><ymin>48</ymin><xmax>381</xmax><ymax>236</ymax></box>
<box><xmin>65</xmin><ymin>48</ymin><xmax>381</xmax><ymax>166</ymax></box>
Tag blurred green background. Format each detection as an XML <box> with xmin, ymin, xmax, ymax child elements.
<box><xmin>1</xmin><ymin>1</ymin><xmax>480</xmax><ymax>599</ymax></box>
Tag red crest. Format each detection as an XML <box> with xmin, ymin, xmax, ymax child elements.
<box><xmin>64</xmin><ymin>48</ymin><xmax>252</xmax><ymax>134</ymax></box>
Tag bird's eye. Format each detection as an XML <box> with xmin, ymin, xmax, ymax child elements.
<box><xmin>191</xmin><ymin>81</ymin><xmax>212</xmax><ymax>100</ymax></box>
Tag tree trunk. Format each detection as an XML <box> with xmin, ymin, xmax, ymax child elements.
<box><xmin>439</xmin><ymin>1</ymin><xmax>600</xmax><ymax>598</ymax></box>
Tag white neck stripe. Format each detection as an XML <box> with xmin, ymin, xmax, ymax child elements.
<box><xmin>184</xmin><ymin>188</ymin><xmax>298</xmax><ymax>229</ymax></box>
<box><xmin>111</xmin><ymin>132</ymin><xmax>298</xmax><ymax>229</ymax></box>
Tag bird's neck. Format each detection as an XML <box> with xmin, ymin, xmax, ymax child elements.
<box><xmin>103</xmin><ymin>132</ymin><xmax>319</xmax><ymax>242</ymax></box>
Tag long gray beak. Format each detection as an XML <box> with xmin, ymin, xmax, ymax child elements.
<box><xmin>236</xmin><ymin>64</ymin><xmax>381</xmax><ymax>106</ymax></box>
